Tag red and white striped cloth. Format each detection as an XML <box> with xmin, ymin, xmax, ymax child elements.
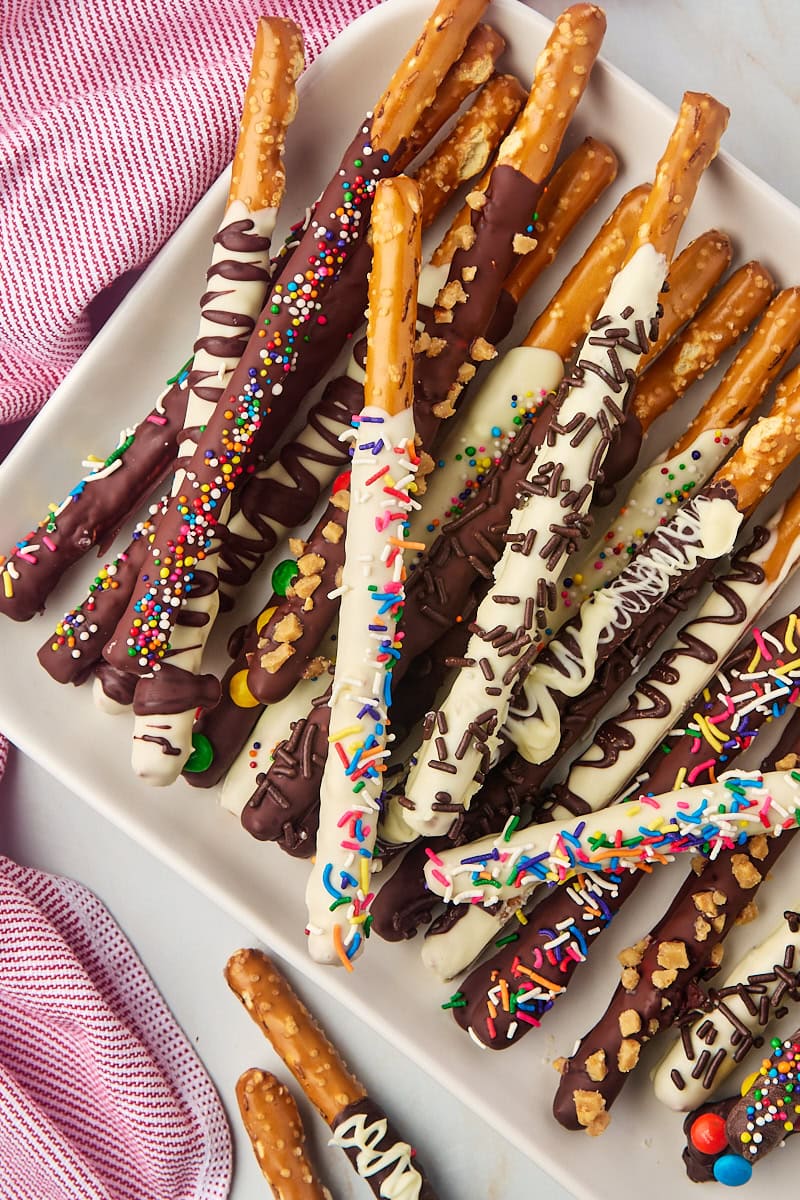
<box><xmin>0</xmin><ymin>856</ymin><xmax>231</xmax><ymax>1199</ymax></box>
<box><xmin>0</xmin><ymin>0</ymin><xmax>380</xmax><ymax>773</ymax></box>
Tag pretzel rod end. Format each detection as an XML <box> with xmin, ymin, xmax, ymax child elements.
<box><xmin>237</xmin><ymin>1068</ymin><xmax>331</xmax><ymax>1200</ymax></box>
<box><xmin>228</xmin><ymin>17</ymin><xmax>305</xmax><ymax>212</ymax></box>
<box><xmin>497</xmin><ymin>3</ymin><xmax>606</xmax><ymax>183</ymax></box>
<box><xmin>364</xmin><ymin>176</ymin><xmax>422</xmax><ymax>414</ymax></box>
<box><xmin>629</xmin><ymin>91</ymin><xmax>729</xmax><ymax>263</ymax></box>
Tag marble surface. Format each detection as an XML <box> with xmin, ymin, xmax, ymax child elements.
<box><xmin>0</xmin><ymin>3</ymin><xmax>797</xmax><ymax>1198</ymax></box>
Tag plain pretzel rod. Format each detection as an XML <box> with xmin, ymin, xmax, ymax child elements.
<box><xmin>402</xmin><ymin>91</ymin><xmax>730</xmax><ymax>840</ymax></box>
<box><xmin>236</xmin><ymin>1069</ymin><xmax>333</xmax><ymax>1200</ymax></box>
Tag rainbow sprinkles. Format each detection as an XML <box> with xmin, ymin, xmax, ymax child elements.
<box><xmin>424</xmin><ymin>769</ymin><xmax>800</xmax><ymax>907</ymax></box>
<box><xmin>305</xmin><ymin>404</ymin><xmax>419</xmax><ymax>967</ymax></box>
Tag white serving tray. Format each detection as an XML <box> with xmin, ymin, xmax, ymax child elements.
<box><xmin>3</xmin><ymin>3</ymin><xmax>800</xmax><ymax>1197</ymax></box>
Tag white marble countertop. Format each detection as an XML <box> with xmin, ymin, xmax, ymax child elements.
<box><xmin>1</xmin><ymin>3</ymin><xmax>797</xmax><ymax>1198</ymax></box>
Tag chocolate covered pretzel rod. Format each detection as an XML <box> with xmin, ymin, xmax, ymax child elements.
<box><xmin>226</xmin><ymin>185</ymin><xmax>649</xmax><ymax>840</ymax></box>
<box><xmin>226</xmin><ymin>949</ymin><xmax>441</xmax><ymax>1198</ymax></box>
<box><xmin>303</xmin><ymin>175</ymin><xmax>422</xmax><ymax>966</ymax></box>
<box><xmin>236</xmin><ymin>1069</ymin><xmax>332</xmax><ymax>1200</ymax></box>
<box><xmin>102</xmin><ymin>0</ymin><xmax>490</xmax><ymax>678</ymax></box>
<box><xmin>404</xmin><ymin>93</ymin><xmax>730</xmax><ymax>838</ymax></box>
<box><xmin>449</xmin><ymin>583</ymin><xmax>800</xmax><ymax>1034</ymax></box>
<box><xmin>507</xmin><ymin>354</ymin><xmax>800</xmax><ymax>774</ymax></box>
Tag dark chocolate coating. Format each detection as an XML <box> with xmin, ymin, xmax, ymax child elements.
<box><xmin>330</xmin><ymin>1097</ymin><xmax>440</xmax><ymax>1200</ymax></box>
<box><xmin>246</xmin><ymin>495</ymin><xmax>348</xmax><ymax>704</ymax></box>
<box><xmin>552</xmin><ymin>832</ymin><xmax>794</xmax><ymax>1131</ymax></box>
<box><xmin>132</xmin><ymin>661</ymin><xmax>220</xmax><ymax>718</ymax></box>
<box><xmin>93</xmin><ymin>662</ymin><xmax>137</xmax><ymax>707</ymax></box>
<box><xmin>0</xmin><ymin>379</ymin><xmax>188</xmax><ymax>622</ymax></box>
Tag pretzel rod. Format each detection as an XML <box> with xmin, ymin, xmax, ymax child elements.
<box><xmin>102</xmin><ymin>2</ymin><xmax>486</xmax><ymax>680</ymax></box>
<box><xmin>225</xmin><ymin>950</ymin><xmax>441</xmax><ymax>1197</ymax></box>
<box><xmin>217</xmin><ymin>186</ymin><xmax>651</xmax><ymax>830</ymax></box>
<box><xmin>449</xmin><ymin>585</ymin><xmax>800</xmax><ymax>1038</ymax></box>
<box><xmin>655</xmin><ymin>905</ymin><xmax>800</xmax><ymax>1113</ymax></box>
<box><xmin>518</xmin><ymin>279</ymin><xmax>789</xmax><ymax>658</ymax></box>
<box><xmin>403</xmin><ymin>92</ymin><xmax>728</xmax><ymax>837</ymax></box>
<box><xmin>236</xmin><ymin>1069</ymin><xmax>332</xmax><ymax>1200</ymax></box>
<box><xmin>633</xmin><ymin>261</ymin><xmax>774</xmax><ymax>428</ymax></box>
<box><xmin>552</xmin><ymin>829</ymin><xmax>792</xmax><ymax>1136</ymax></box>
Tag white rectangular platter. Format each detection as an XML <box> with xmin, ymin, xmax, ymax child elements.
<box><xmin>3</xmin><ymin>2</ymin><xmax>800</xmax><ymax>1197</ymax></box>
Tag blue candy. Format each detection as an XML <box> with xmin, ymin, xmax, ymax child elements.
<box><xmin>712</xmin><ymin>1154</ymin><xmax>753</xmax><ymax>1187</ymax></box>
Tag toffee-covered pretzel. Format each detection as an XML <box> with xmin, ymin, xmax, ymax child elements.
<box><xmin>226</xmin><ymin>950</ymin><xmax>441</xmax><ymax>1198</ymax></box>
<box><xmin>551</xmin><ymin>830</ymin><xmax>794</xmax><ymax>1136</ymax></box>
<box><xmin>520</xmin><ymin>277</ymin><xmax>789</xmax><ymax>656</ymax></box>
<box><xmin>303</xmin><ymin>176</ymin><xmax>421</xmax><ymax>966</ymax></box>
<box><xmin>102</xmin><ymin>0</ymin><xmax>488</xmax><ymax>679</ymax></box>
<box><xmin>449</xmin><ymin>585</ymin><xmax>800</xmax><ymax>1037</ymax></box>
<box><xmin>655</xmin><ymin>905</ymin><xmax>800</xmax><ymax>1114</ymax></box>
<box><xmin>632</xmin><ymin>260</ymin><xmax>774</xmax><ymax>428</ymax></box>
<box><xmin>236</xmin><ymin>1069</ymin><xmax>332</xmax><ymax>1200</ymax></box>
<box><xmin>403</xmin><ymin>92</ymin><xmax>730</xmax><ymax>839</ymax></box>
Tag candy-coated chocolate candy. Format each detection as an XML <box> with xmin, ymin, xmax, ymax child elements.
<box><xmin>229</xmin><ymin>670</ymin><xmax>259</xmax><ymax>708</ymax></box>
<box><xmin>271</xmin><ymin>559</ymin><xmax>298</xmax><ymax>596</ymax></box>
<box><xmin>184</xmin><ymin>733</ymin><xmax>214</xmax><ymax>773</ymax></box>
<box><xmin>713</xmin><ymin>1155</ymin><xmax>752</xmax><ymax>1187</ymax></box>
<box><xmin>690</xmin><ymin>1113</ymin><xmax>728</xmax><ymax>1156</ymax></box>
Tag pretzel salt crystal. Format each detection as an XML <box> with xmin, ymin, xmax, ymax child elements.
<box><xmin>226</xmin><ymin>950</ymin><xmax>440</xmax><ymax>1198</ymax></box>
<box><xmin>633</xmin><ymin>260</ymin><xmax>774</xmax><ymax>427</ymax></box>
<box><xmin>403</xmin><ymin>92</ymin><xmax>728</xmax><ymax>839</ymax></box>
<box><xmin>304</xmin><ymin>177</ymin><xmax>421</xmax><ymax>966</ymax></box>
<box><xmin>236</xmin><ymin>1069</ymin><xmax>332</xmax><ymax>1200</ymax></box>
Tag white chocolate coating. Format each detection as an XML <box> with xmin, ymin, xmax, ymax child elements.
<box><xmin>535</xmin><ymin>422</ymin><xmax>746</xmax><ymax>645</ymax></box>
<box><xmin>421</xmin><ymin>899</ymin><xmax>524</xmax><ymax>981</ymax></box>
<box><xmin>424</xmin><ymin>769</ymin><xmax>800</xmax><ymax>907</ymax></box>
<box><xmin>510</xmin><ymin>488</ymin><xmax>744</xmax><ymax>765</ymax></box>
<box><xmin>403</xmin><ymin>245</ymin><xmax>667</xmax><ymax>837</ymax></box>
<box><xmin>652</xmin><ymin>908</ymin><xmax>800</xmax><ymax>1110</ymax></box>
<box><xmin>306</xmin><ymin>405</ymin><xmax>418</xmax><ymax>965</ymax></box>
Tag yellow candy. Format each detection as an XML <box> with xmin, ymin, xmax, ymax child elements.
<box><xmin>256</xmin><ymin>605</ymin><xmax>277</xmax><ymax>633</ymax></box>
<box><xmin>740</xmin><ymin>1071</ymin><xmax>759</xmax><ymax>1096</ymax></box>
<box><xmin>229</xmin><ymin>670</ymin><xmax>259</xmax><ymax>708</ymax></box>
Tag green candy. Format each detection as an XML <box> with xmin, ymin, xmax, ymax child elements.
<box><xmin>184</xmin><ymin>733</ymin><xmax>213</xmax><ymax>774</ymax></box>
<box><xmin>272</xmin><ymin>558</ymin><xmax>299</xmax><ymax>596</ymax></box>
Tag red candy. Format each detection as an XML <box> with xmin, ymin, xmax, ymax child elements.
<box><xmin>332</xmin><ymin>470</ymin><xmax>351</xmax><ymax>494</ymax></box>
<box><xmin>690</xmin><ymin>1113</ymin><xmax>728</xmax><ymax>1155</ymax></box>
